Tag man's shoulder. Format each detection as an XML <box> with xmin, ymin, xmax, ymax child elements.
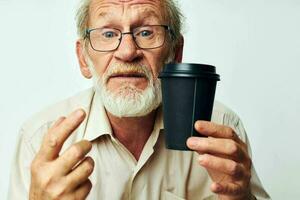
<box><xmin>212</xmin><ymin>100</ymin><xmax>242</xmax><ymax>126</ymax></box>
<box><xmin>212</xmin><ymin>100</ymin><xmax>248</xmax><ymax>141</ymax></box>
<box><xmin>20</xmin><ymin>88</ymin><xmax>95</xmax><ymax>138</ymax></box>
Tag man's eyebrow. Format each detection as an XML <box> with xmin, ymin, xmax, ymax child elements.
<box><xmin>139</xmin><ymin>9</ymin><xmax>162</xmax><ymax>21</ymax></box>
<box><xmin>97</xmin><ymin>11</ymin><xmax>111</xmax><ymax>18</ymax></box>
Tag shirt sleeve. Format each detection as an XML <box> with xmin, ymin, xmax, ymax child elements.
<box><xmin>223</xmin><ymin>112</ymin><xmax>272</xmax><ymax>200</ymax></box>
<box><xmin>8</xmin><ymin>128</ymin><xmax>35</xmax><ymax>200</ymax></box>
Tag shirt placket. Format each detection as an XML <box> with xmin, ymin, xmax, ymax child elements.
<box><xmin>109</xmin><ymin>114</ymin><xmax>162</xmax><ymax>200</ymax></box>
<box><xmin>129</xmin><ymin>130</ymin><xmax>162</xmax><ymax>199</ymax></box>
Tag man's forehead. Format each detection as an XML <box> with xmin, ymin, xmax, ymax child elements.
<box><xmin>89</xmin><ymin>0</ymin><xmax>165</xmax><ymax>14</ymax></box>
<box><xmin>89</xmin><ymin>0</ymin><xmax>166</xmax><ymax>24</ymax></box>
<box><xmin>91</xmin><ymin>0</ymin><xmax>162</xmax><ymax>5</ymax></box>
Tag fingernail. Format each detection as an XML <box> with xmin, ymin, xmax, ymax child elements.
<box><xmin>187</xmin><ymin>137</ymin><xmax>198</xmax><ymax>147</ymax></box>
<box><xmin>195</xmin><ymin>120</ymin><xmax>206</xmax><ymax>129</ymax></box>
<box><xmin>196</xmin><ymin>122</ymin><xmax>205</xmax><ymax>132</ymax></box>
<box><xmin>194</xmin><ymin>121</ymin><xmax>200</xmax><ymax>129</ymax></box>
<box><xmin>75</xmin><ymin>109</ymin><xmax>85</xmax><ymax>118</ymax></box>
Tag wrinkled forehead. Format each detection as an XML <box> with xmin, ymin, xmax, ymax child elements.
<box><xmin>88</xmin><ymin>0</ymin><xmax>167</xmax><ymax>27</ymax></box>
<box><xmin>89</xmin><ymin>0</ymin><xmax>164</xmax><ymax>9</ymax></box>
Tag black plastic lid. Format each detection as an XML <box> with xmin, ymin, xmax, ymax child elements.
<box><xmin>159</xmin><ymin>63</ymin><xmax>220</xmax><ymax>80</ymax></box>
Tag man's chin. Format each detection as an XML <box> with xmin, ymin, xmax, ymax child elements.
<box><xmin>106</xmin><ymin>109</ymin><xmax>154</xmax><ymax>118</ymax></box>
<box><xmin>99</xmin><ymin>87</ymin><xmax>161</xmax><ymax>118</ymax></box>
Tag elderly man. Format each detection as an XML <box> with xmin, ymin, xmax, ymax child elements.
<box><xmin>9</xmin><ymin>0</ymin><xmax>270</xmax><ymax>199</ymax></box>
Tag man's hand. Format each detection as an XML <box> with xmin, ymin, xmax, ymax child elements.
<box><xmin>187</xmin><ymin>121</ymin><xmax>252</xmax><ymax>200</ymax></box>
<box><xmin>29</xmin><ymin>109</ymin><xmax>94</xmax><ymax>200</ymax></box>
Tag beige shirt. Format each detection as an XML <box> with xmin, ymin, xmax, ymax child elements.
<box><xmin>8</xmin><ymin>88</ymin><xmax>271</xmax><ymax>200</ymax></box>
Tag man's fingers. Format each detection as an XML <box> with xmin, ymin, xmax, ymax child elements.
<box><xmin>194</xmin><ymin>120</ymin><xmax>239</xmax><ymax>140</ymax></box>
<box><xmin>187</xmin><ymin>137</ymin><xmax>247</xmax><ymax>161</ymax></box>
<box><xmin>65</xmin><ymin>156</ymin><xmax>94</xmax><ymax>191</ymax></box>
<box><xmin>38</xmin><ymin>109</ymin><xmax>86</xmax><ymax>161</ymax></box>
<box><xmin>52</xmin><ymin>116</ymin><xmax>66</xmax><ymax>128</ymax></box>
<box><xmin>56</xmin><ymin>140</ymin><xmax>92</xmax><ymax>175</ymax></box>
<box><xmin>211</xmin><ymin>182</ymin><xmax>248</xmax><ymax>196</ymax></box>
<box><xmin>74</xmin><ymin>179</ymin><xmax>93</xmax><ymax>199</ymax></box>
<box><xmin>198</xmin><ymin>154</ymin><xmax>247</xmax><ymax>180</ymax></box>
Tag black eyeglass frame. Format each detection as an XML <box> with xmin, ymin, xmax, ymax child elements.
<box><xmin>84</xmin><ymin>25</ymin><xmax>172</xmax><ymax>52</ymax></box>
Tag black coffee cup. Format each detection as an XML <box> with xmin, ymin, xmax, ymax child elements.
<box><xmin>158</xmin><ymin>63</ymin><xmax>220</xmax><ymax>151</ymax></box>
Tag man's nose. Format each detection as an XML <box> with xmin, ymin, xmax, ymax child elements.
<box><xmin>114</xmin><ymin>34</ymin><xmax>143</xmax><ymax>62</ymax></box>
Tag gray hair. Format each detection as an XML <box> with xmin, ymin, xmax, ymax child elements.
<box><xmin>75</xmin><ymin>0</ymin><xmax>184</xmax><ymax>51</ymax></box>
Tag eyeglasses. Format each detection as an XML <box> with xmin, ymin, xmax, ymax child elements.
<box><xmin>84</xmin><ymin>25</ymin><xmax>171</xmax><ymax>52</ymax></box>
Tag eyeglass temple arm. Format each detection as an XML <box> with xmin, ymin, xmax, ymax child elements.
<box><xmin>84</xmin><ymin>29</ymin><xmax>91</xmax><ymax>39</ymax></box>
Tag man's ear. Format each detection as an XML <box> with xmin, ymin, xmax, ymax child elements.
<box><xmin>76</xmin><ymin>40</ymin><xmax>92</xmax><ymax>79</ymax></box>
<box><xmin>174</xmin><ymin>35</ymin><xmax>184</xmax><ymax>63</ymax></box>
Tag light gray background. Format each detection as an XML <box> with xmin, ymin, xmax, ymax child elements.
<box><xmin>0</xmin><ymin>0</ymin><xmax>299</xmax><ymax>199</ymax></box>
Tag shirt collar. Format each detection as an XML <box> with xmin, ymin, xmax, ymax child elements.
<box><xmin>155</xmin><ymin>105</ymin><xmax>164</xmax><ymax>131</ymax></box>
<box><xmin>83</xmin><ymin>91</ymin><xmax>113</xmax><ymax>141</ymax></box>
<box><xmin>147</xmin><ymin>105</ymin><xmax>164</xmax><ymax>149</ymax></box>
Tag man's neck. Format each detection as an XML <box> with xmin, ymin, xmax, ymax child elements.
<box><xmin>107</xmin><ymin>110</ymin><xmax>157</xmax><ymax>161</ymax></box>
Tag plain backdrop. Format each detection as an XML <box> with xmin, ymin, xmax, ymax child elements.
<box><xmin>1</xmin><ymin>0</ymin><xmax>299</xmax><ymax>199</ymax></box>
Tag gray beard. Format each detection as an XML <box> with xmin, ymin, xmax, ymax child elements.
<box><xmin>87</xmin><ymin>59</ymin><xmax>162</xmax><ymax>118</ymax></box>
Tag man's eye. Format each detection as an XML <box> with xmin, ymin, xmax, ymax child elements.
<box><xmin>139</xmin><ymin>30</ymin><xmax>153</xmax><ymax>37</ymax></box>
<box><xmin>102</xmin><ymin>31</ymin><xmax>117</xmax><ymax>38</ymax></box>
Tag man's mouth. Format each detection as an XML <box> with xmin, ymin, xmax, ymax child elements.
<box><xmin>109</xmin><ymin>72</ymin><xmax>147</xmax><ymax>79</ymax></box>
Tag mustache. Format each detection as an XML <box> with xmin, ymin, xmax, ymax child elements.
<box><xmin>103</xmin><ymin>63</ymin><xmax>151</xmax><ymax>83</ymax></box>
